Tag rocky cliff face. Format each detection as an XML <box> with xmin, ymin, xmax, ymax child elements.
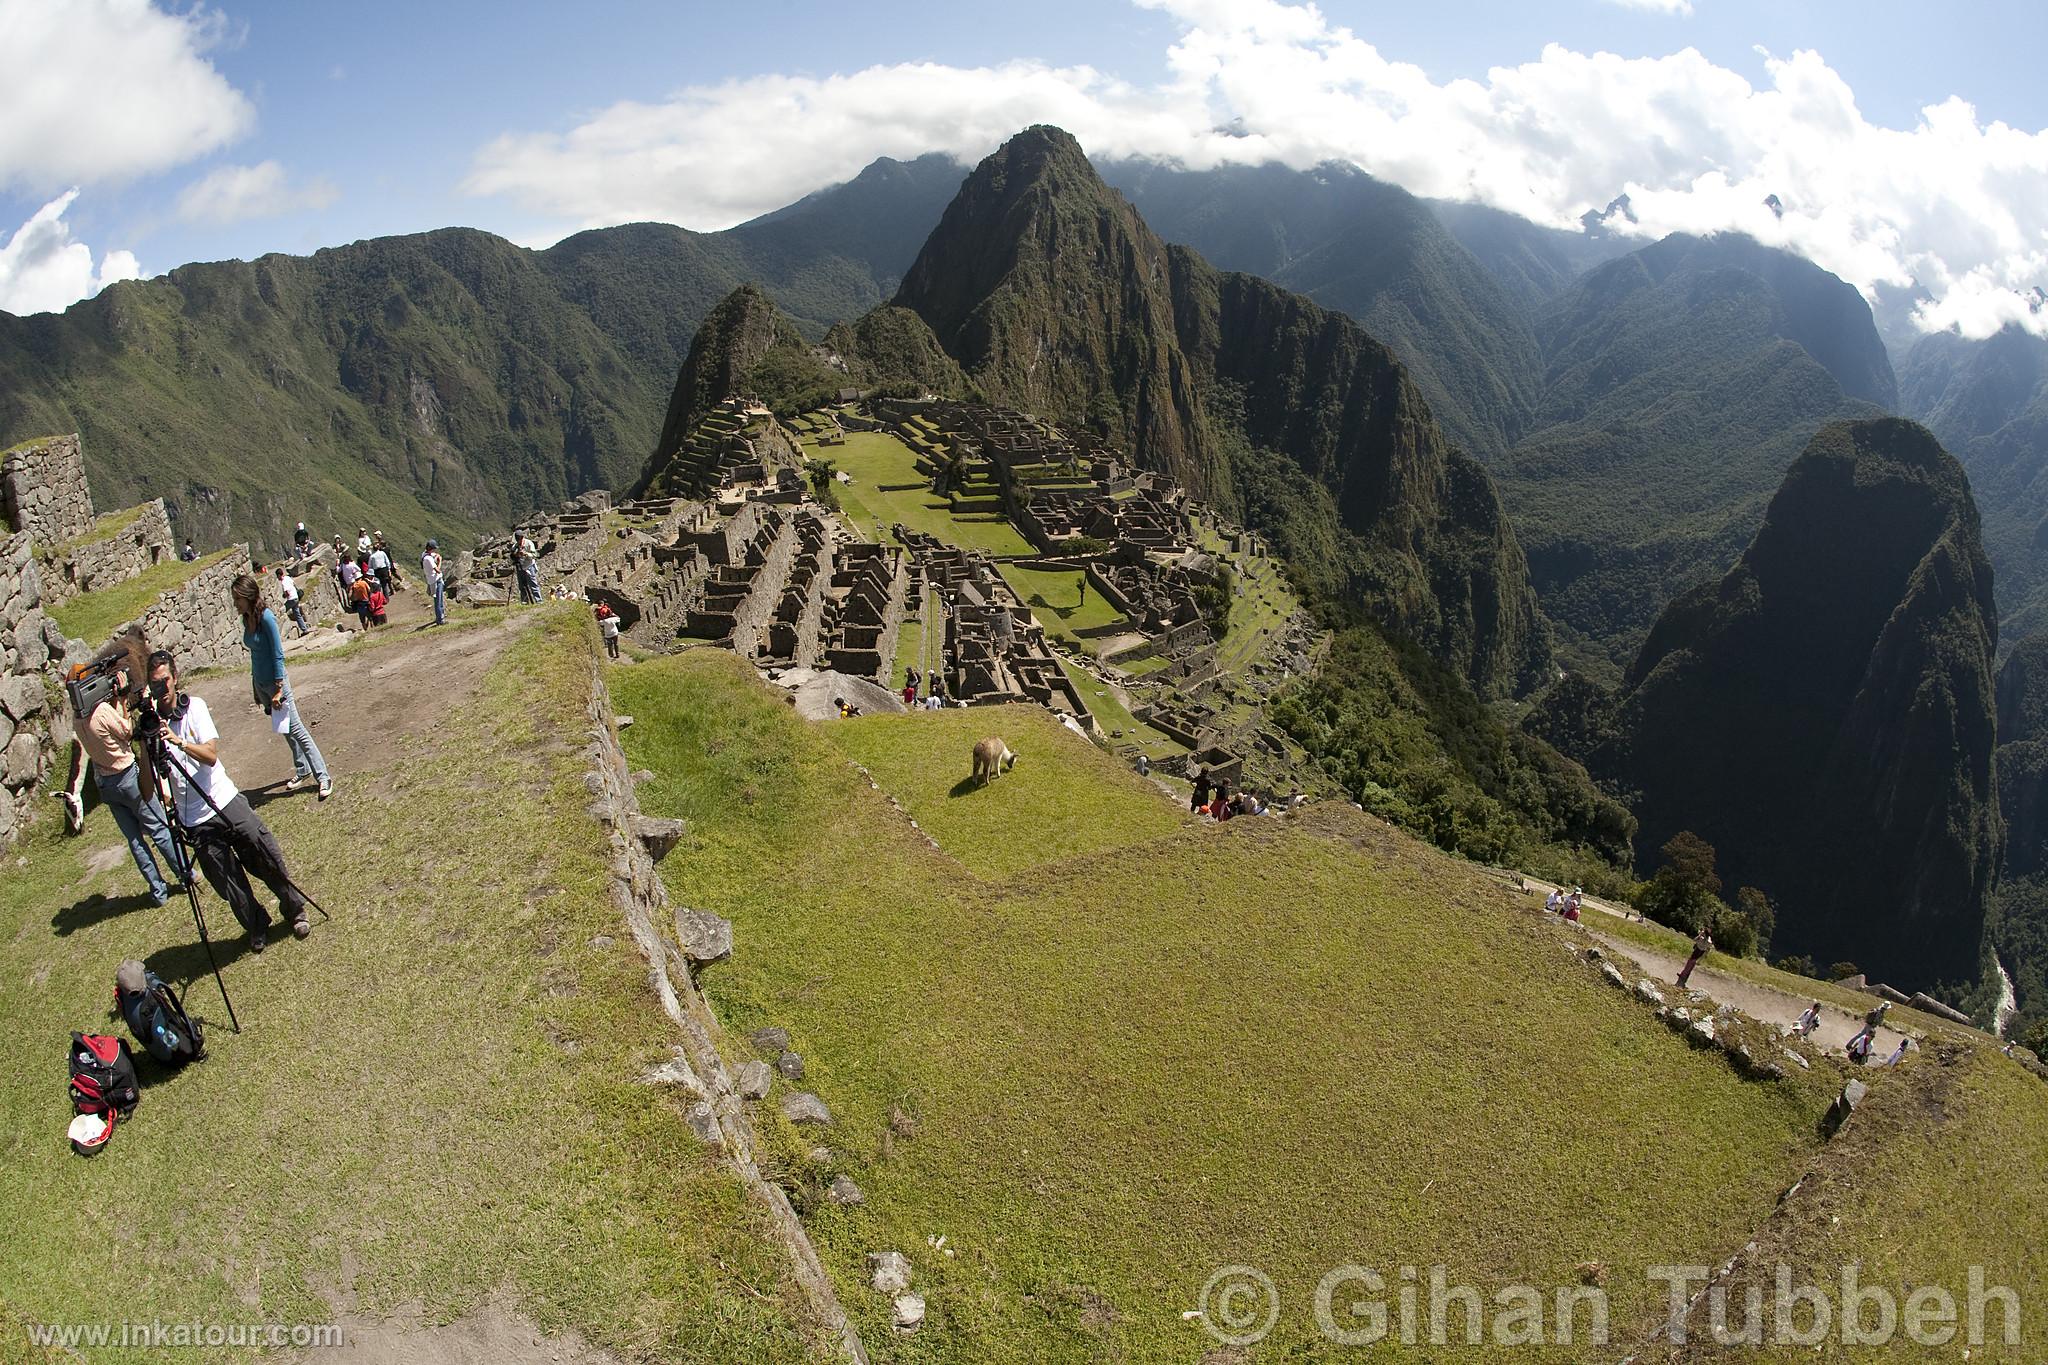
<box><xmin>892</xmin><ymin>127</ymin><xmax>1220</xmax><ymax>498</ymax></box>
<box><xmin>1997</xmin><ymin>634</ymin><xmax>2048</xmax><ymax>879</ymax></box>
<box><xmin>1617</xmin><ymin>418</ymin><xmax>1999</xmax><ymax>987</ymax></box>
<box><xmin>651</xmin><ymin>284</ymin><xmax>806</xmax><ymax>462</ymax></box>
<box><xmin>890</xmin><ymin>126</ymin><xmax>1549</xmax><ymax>697</ymax></box>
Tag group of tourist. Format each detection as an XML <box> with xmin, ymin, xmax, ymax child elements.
<box><xmin>1545</xmin><ymin>886</ymin><xmax>1585</xmax><ymax>922</ymax></box>
<box><xmin>1187</xmin><ymin>768</ymin><xmax>1291</xmax><ymax>821</ymax></box>
<box><xmin>59</xmin><ymin>569</ymin><xmax>329</xmax><ymax>954</ymax></box>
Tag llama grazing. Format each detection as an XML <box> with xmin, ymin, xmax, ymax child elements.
<box><xmin>970</xmin><ymin>736</ymin><xmax>1017</xmax><ymax>785</ymax></box>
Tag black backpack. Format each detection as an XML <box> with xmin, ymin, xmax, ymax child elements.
<box><xmin>69</xmin><ymin>1033</ymin><xmax>140</xmax><ymax>1119</ymax></box>
<box><xmin>116</xmin><ymin>970</ymin><xmax>205</xmax><ymax>1066</ymax></box>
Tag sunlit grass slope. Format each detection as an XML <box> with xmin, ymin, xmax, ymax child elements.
<box><xmin>615</xmin><ymin>649</ymin><xmax>1839</xmax><ymax>1361</ymax></box>
<box><xmin>0</xmin><ymin>613</ymin><xmax>825</xmax><ymax>1363</ymax></box>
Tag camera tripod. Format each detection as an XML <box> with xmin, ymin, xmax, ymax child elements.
<box><xmin>142</xmin><ymin>705</ymin><xmax>333</xmax><ymax>1033</ymax></box>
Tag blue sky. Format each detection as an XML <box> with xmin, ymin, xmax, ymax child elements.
<box><xmin>2</xmin><ymin>0</ymin><xmax>2044</xmax><ymax>334</ymax></box>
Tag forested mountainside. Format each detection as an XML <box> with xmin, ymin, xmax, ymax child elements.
<box><xmin>1532</xmin><ymin>419</ymin><xmax>1999</xmax><ymax>992</ymax></box>
<box><xmin>0</xmin><ymin>155</ymin><xmax>962</xmax><ymax>556</ymax></box>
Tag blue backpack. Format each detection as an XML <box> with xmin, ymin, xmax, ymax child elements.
<box><xmin>115</xmin><ymin>964</ymin><xmax>204</xmax><ymax>1066</ymax></box>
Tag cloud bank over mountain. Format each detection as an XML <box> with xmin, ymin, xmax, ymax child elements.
<box><xmin>466</xmin><ymin>0</ymin><xmax>2047</xmax><ymax>340</ymax></box>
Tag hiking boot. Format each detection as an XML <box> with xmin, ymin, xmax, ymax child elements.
<box><xmin>318</xmin><ymin>777</ymin><xmax>333</xmax><ymax>801</ymax></box>
<box><xmin>290</xmin><ymin>911</ymin><xmax>312</xmax><ymax>940</ymax></box>
<box><xmin>249</xmin><ymin>931</ymin><xmax>268</xmax><ymax>954</ymax></box>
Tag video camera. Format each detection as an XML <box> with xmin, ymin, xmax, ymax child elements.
<box><xmin>62</xmin><ymin>657</ymin><xmax>132</xmax><ymax>721</ymax></box>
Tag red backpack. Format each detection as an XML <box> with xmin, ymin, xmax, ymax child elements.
<box><xmin>69</xmin><ymin>1033</ymin><xmax>140</xmax><ymax>1122</ymax></box>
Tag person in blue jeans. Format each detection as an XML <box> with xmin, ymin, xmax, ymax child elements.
<box><xmin>232</xmin><ymin>573</ymin><xmax>332</xmax><ymax>800</ymax></box>
<box><xmin>422</xmin><ymin>539</ymin><xmax>446</xmax><ymax>625</ymax></box>
<box><xmin>68</xmin><ymin>664</ymin><xmax>183</xmax><ymax>905</ymax></box>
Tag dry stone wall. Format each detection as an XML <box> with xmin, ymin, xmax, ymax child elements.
<box><xmin>0</xmin><ymin>530</ymin><xmax>65</xmax><ymax>844</ymax></box>
<box><xmin>38</xmin><ymin>499</ymin><xmax>175</xmax><ymax>608</ymax></box>
<box><xmin>141</xmin><ymin>549</ymin><xmax>271</xmax><ymax>676</ymax></box>
<box><xmin>1</xmin><ymin>434</ymin><xmax>94</xmax><ymax>548</ymax></box>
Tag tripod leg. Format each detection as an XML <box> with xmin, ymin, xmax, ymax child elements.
<box><xmin>186</xmin><ymin>875</ymin><xmax>241</xmax><ymax>1034</ymax></box>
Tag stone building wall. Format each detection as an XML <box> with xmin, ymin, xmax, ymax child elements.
<box><xmin>0</xmin><ymin>530</ymin><xmax>65</xmax><ymax>844</ymax></box>
<box><xmin>141</xmin><ymin>549</ymin><xmax>273</xmax><ymax>676</ymax></box>
<box><xmin>37</xmin><ymin>499</ymin><xmax>175</xmax><ymax>608</ymax></box>
<box><xmin>1</xmin><ymin>434</ymin><xmax>95</xmax><ymax>548</ymax></box>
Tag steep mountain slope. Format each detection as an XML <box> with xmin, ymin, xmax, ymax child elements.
<box><xmin>0</xmin><ymin>156</ymin><xmax>961</xmax><ymax>557</ymax></box>
<box><xmin>1426</xmin><ymin>196</ymin><xmax>1633</xmax><ymax>312</ymax></box>
<box><xmin>1103</xmin><ymin>160</ymin><xmax>1544</xmax><ymax>462</ymax></box>
<box><xmin>891</xmin><ymin>126</ymin><xmax>1550</xmax><ymax>696</ymax></box>
<box><xmin>1901</xmin><ymin>324</ymin><xmax>2048</xmax><ymax>642</ymax></box>
<box><xmin>1591</xmin><ymin>419</ymin><xmax>1999</xmax><ymax>989</ymax></box>
<box><xmin>1991</xmin><ymin>632</ymin><xmax>2048</xmax><ymax>1035</ymax></box>
<box><xmin>1497</xmin><ymin>233</ymin><xmax>1896</xmax><ymax>673</ymax></box>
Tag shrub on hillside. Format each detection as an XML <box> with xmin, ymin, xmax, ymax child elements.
<box><xmin>1639</xmin><ymin>831</ymin><xmax>1723</xmax><ymax>934</ymax></box>
<box><xmin>1737</xmin><ymin>886</ymin><xmax>1776</xmax><ymax>958</ymax></box>
<box><xmin>1774</xmin><ymin>953</ymin><xmax>1820</xmax><ymax>979</ymax></box>
<box><xmin>1828</xmin><ymin>962</ymin><xmax>1862</xmax><ymax>982</ymax></box>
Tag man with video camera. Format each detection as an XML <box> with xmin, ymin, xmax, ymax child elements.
<box><xmin>138</xmin><ymin>648</ymin><xmax>313</xmax><ymax>953</ymax></box>
<box><xmin>62</xmin><ymin>637</ymin><xmax>182</xmax><ymax>905</ymax></box>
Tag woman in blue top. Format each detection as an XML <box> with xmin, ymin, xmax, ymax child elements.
<box><xmin>232</xmin><ymin>573</ymin><xmax>332</xmax><ymax>800</ymax></box>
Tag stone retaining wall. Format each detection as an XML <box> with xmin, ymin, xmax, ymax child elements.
<box><xmin>578</xmin><ymin>641</ymin><xmax>865</xmax><ymax>1362</ymax></box>
<box><xmin>1</xmin><ymin>434</ymin><xmax>94</xmax><ymax>548</ymax></box>
<box><xmin>140</xmin><ymin>549</ymin><xmax>276</xmax><ymax>676</ymax></box>
<box><xmin>38</xmin><ymin>499</ymin><xmax>175</xmax><ymax>608</ymax></box>
<box><xmin>0</xmin><ymin>529</ymin><xmax>65</xmax><ymax>844</ymax></box>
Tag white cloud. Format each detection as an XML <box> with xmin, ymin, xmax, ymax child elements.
<box><xmin>0</xmin><ymin>0</ymin><xmax>254</xmax><ymax>192</ymax></box>
<box><xmin>0</xmin><ymin>191</ymin><xmax>143</xmax><ymax>317</ymax></box>
<box><xmin>175</xmin><ymin>161</ymin><xmax>339</xmax><ymax>225</ymax></box>
<box><xmin>1602</xmin><ymin>0</ymin><xmax>1694</xmax><ymax>15</ymax></box>
<box><xmin>462</xmin><ymin>0</ymin><xmax>2048</xmax><ymax>340</ymax></box>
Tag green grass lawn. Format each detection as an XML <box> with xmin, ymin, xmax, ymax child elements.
<box><xmin>806</xmin><ymin>431</ymin><xmax>1034</xmax><ymax>556</ymax></box>
<box><xmin>0</xmin><ymin>613</ymin><xmax>828</xmax><ymax>1362</ymax></box>
<box><xmin>615</xmin><ymin>652</ymin><xmax>1847</xmax><ymax>1361</ymax></box>
<box><xmin>826</xmin><ymin>703</ymin><xmax>1187</xmax><ymax>879</ymax></box>
<box><xmin>46</xmin><ymin>549</ymin><xmax>237</xmax><ymax>645</ymax></box>
<box><xmin>1706</xmin><ymin>1044</ymin><xmax>2048</xmax><ymax>1359</ymax></box>
<box><xmin>996</xmin><ymin>563</ymin><xmax>1127</xmax><ymax>647</ymax></box>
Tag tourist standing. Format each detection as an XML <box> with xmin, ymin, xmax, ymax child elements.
<box><xmin>1676</xmin><ymin>926</ymin><xmax>1712</xmax><ymax>988</ymax></box>
<box><xmin>421</xmin><ymin>539</ymin><xmax>446</xmax><ymax>625</ymax></box>
<box><xmin>348</xmin><ymin>562</ymin><xmax>374</xmax><ymax>628</ymax></box>
<box><xmin>293</xmin><ymin>522</ymin><xmax>313</xmax><ymax>559</ymax></box>
<box><xmin>595</xmin><ymin>601</ymin><xmax>621</xmax><ymax>659</ymax></box>
<box><xmin>232</xmin><ymin>574</ymin><xmax>332</xmax><ymax>800</ymax></box>
<box><xmin>514</xmin><ymin>533</ymin><xmax>540</xmax><ymax>604</ymax></box>
<box><xmin>69</xmin><ymin>652</ymin><xmax>181</xmax><ymax>905</ymax></box>
<box><xmin>369</xmin><ymin>540</ymin><xmax>393</xmax><ymax>598</ymax></box>
<box><xmin>276</xmin><ymin>566</ymin><xmax>309</xmax><ymax>636</ymax></box>
<box><xmin>141</xmin><ymin>649</ymin><xmax>314</xmax><ymax>952</ymax></box>
<box><xmin>356</xmin><ymin>527</ymin><xmax>372</xmax><ymax>557</ymax></box>
<box><xmin>1190</xmin><ymin>767</ymin><xmax>1211</xmax><ymax>814</ymax></box>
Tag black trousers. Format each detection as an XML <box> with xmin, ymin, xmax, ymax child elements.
<box><xmin>189</xmin><ymin>793</ymin><xmax>306</xmax><ymax>934</ymax></box>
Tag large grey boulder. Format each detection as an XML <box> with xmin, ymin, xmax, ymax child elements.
<box><xmin>749</xmin><ymin>1026</ymin><xmax>790</xmax><ymax>1053</ymax></box>
<box><xmin>781</xmin><ymin>1091</ymin><xmax>833</xmax><ymax>1126</ymax></box>
<box><xmin>827</xmin><ymin>1175</ymin><xmax>865</xmax><ymax>1206</ymax></box>
<box><xmin>633</xmin><ymin>815</ymin><xmax>685</xmax><ymax>862</ymax></box>
<box><xmin>0</xmin><ymin>674</ymin><xmax>44</xmax><ymax>722</ymax></box>
<box><xmin>736</xmin><ymin>1060</ymin><xmax>773</xmax><ymax>1100</ymax></box>
<box><xmin>776</xmin><ymin>1050</ymin><xmax>806</xmax><ymax>1081</ymax></box>
<box><xmin>456</xmin><ymin>580</ymin><xmax>506</xmax><ymax>607</ymax></box>
<box><xmin>675</xmin><ymin>907</ymin><xmax>732</xmax><ymax>966</ymax></box>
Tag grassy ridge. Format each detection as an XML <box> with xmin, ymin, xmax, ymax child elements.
<box><xmin>0</xmin><ymin>614</ymin><xmax>824</xmax><ymax>1362</ymax></box>
<box><xmin>616</xmin><ymin>650</ymin><xmax>1836</xmax><ymax>1360</ymax></box>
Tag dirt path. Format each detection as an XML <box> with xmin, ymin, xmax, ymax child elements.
<box><xmin>1516</xmin><ymin>876</ymin><xmax>1914</xmax><ymax>1059</ymax></box>
<box><xmin>187</xmin><ymin>610</ymin><xmax>526</xmax><ymax>814</ymax></box>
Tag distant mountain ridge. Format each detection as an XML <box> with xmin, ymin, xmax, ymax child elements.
<box><xmin>0</xmin><ymin>154</ymin><xmax>964</xmax><ymax>556</ymax></box>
